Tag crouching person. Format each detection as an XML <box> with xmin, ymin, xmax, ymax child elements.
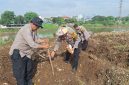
<box><xmin>9</xmin><ymin>17</ymin><xmax>49</xmax><ymax>85</ymax></box>
<box><xmin>51</xmin><ymin>26</ymin><xmax>81</xmax><ymax>72</ymax></box>
<box><xmin>73</xmin><ymin>24</ymin><xmax>90</xmax><ymax>51</ymax></box>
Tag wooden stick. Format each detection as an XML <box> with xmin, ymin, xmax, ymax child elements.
<box><xmin>48</xmin><ymin>49</ymin><xmax>54</xmax><ymax>75</ymax></box>
<box><xmin>38</xmin><ymin>53</ymin><xmax>46</xmax><ymax>59</ymax></box>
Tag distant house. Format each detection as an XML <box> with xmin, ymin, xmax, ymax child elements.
<box><xmin>61</xmin><ymin>16</ymin><xmax>70</xmax><ymax>20</ymax></box>
<box><xmin>0</xmin><ymin>25</ymin><xmax>7</xmax><ymax>28</ymax></box>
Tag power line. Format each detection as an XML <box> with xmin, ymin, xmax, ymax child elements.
<box><xmin>119</xmin><ymin>0</ymin><xmax>123</xmax><ymax>18</ymax></box>
<box><xmin>117</xmin><ymin>0</ymin><xmax>123</xmax><ymax>28</ymax></box>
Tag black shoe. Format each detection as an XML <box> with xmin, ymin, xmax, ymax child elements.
<box><xmin>65</xmin><ymin>61</ymin><xmax>70</xmax><ymax>64</ymax></box>
<box><xmin>72</xmin><ymin>68</ymin><xmax>77</xmax><ymax>73</ymax></box>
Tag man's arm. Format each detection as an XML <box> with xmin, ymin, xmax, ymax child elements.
<box><xmin>51</xmin><ymin>38</ymin><xmax>61</xmax><ymax>58</ymax></box>
<box><xmin>22</xmin><ymin>29</ymin><xmax>49</xmax><ymax>49</ymax></box>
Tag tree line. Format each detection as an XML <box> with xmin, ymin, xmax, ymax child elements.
<box><xmin>51</xmin><ymin>15</ymin><xmax>129</xmax><ymax>27</ymax></box>
<box><xmin>0</xmin><ymin>11</ymin><xmax>38</xmax><ymax>25</ymax></box>
<box><xmin>0</xmin><ymin>10</ymin><xmax>129</xmax><ymax>27</ymax></box>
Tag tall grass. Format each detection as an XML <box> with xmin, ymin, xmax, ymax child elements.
<box><xmin>38</xmin><ymin>23</ymin><xmax>58</xmax><ymax>34</ymax></box>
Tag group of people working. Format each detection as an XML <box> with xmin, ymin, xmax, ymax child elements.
<box><xmin>51</xmin><ymin>24</ymin><xmax>90</xmax><ymax>72</ymax></box>
<box><xmin>9</xmin><ymin>17</ymin><xmax>90</xmax><ymax>85</ymax></box>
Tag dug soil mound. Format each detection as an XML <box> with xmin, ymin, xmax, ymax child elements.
<box><xmin>0</xmin><ymin>31</ymin><xmax>129</xmax><ymax>85</ymax></box>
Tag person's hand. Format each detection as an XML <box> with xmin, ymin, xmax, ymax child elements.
<box><xmin>41</xmin><ymin>43</ymin><xmax>49</xmax><ymax>49</ymax></box>
<box><xmin>66</xmin><ymin>44</ymin><xmax>74</xmax><ymax>54</ymax></box>
<box><xmin>37</xmin><ymin>38</ymin><xmax>49</xmax><ymax>43</ymax></box>
<box><xmin>51</xmin><ymin>51</ymin><xmax>55</xmax><ymax>58</ymax></box>
<box><xmin>42</xmin><ymin>38</ymin><xmax>49</xmax><ymax>43</ymax></box>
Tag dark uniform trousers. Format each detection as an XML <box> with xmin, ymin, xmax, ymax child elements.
<box><xmin>11</xmin><ymin>49</ymin><xmax>33</xmax><ymax>85</ymax></box>
<box><xmin>81</xmin><ymin>39</ymin><xmax>88</xmax><ymax>51</ymax></box>
<box><xmin>65</xmin><ymin>42</ymin><xmax>81</xmax><ymax>71</ymax></box>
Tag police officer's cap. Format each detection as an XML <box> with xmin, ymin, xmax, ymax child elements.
<box><xmin>31</xmin><ymin>17</ymin><xmax>43</xmax><ymax>28</ymax></box>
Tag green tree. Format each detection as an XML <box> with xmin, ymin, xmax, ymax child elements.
<box><xmin>106</xmin><ymin>16</ymin><xmax>115</xmax><ymax>21</ymax></box>
<box><xmin>105</xmin><ymin>16</ymin><xmax>116</xmax><ymax>26</ymax></box>
<box><xmin>24</xmin><ymin>12</ymin><xmax>38</xmax><ymax>23</ymax></box>
<box><xmin>52</xmin><ymin>17</ymin><xmax>65</xmax><ymax>25</ymax></box>
<box><xmin>65</xmin><ymin>18</ymin><xmax>77</xmax><ymax>23</ymax></box>
<box><xmin>14</xmin><ymin>15</ymin><xmax>24</xmax><ymax>24</ymax></box>
<box><xmin>0</xmin><ymin>11</ymin><xmax>15</xmax><ymax>25</ymax></box>
<box><xmin>121</xmin><ymin>16</ymin><xmax>129</xmax><ymax>24</ymax></box>
<box><xmin>0</xmin><ymin>19</ymin><xmax>1</xmax><ymax>24</ymax></box>
<box><xmin>122</xmin><ymin>16</ymin><xmax>129</xmax><ymax>22</ymax></box>
<box><xmin>90</xmin><ymin>15</ymin><xmax>116</xmax><ymax>26</ymax></box>
<box><xmin>92</xmin><ymin>16</ymin><xmax>106</xmax><ymax>22</ymax></box>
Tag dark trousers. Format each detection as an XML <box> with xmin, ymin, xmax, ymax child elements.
<box><xmin>11</xmin><ymin>49</ymin><xmax>33</xmax><ymax>85</ymax></box>
<box><xmin>81</xmin><ymin>40</ymin><xmax>88</xmax><ymax>51</ymax></box>
<box><xmin>65</xmin><ymin>48</ymin><xmax>80</xmax><ymax>70</ymax></box>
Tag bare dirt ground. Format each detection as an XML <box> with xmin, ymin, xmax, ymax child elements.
<box><xmin>0</xmin><ymin>31</ymin><xmax>129</xmax><ymax>85</ymax></box>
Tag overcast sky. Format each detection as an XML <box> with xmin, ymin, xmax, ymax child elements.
<box><xmin>0</xmin><ymin>0</ymin><xmax>129</xmax><ymax>17</ymax></box>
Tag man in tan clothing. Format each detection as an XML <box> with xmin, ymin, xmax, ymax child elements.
<box><xmin>9</xmin><ymin>17</ymin><xmax>49</xmax><ymax>85</ymax></box>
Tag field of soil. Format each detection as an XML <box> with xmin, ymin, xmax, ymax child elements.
<box><xmin>0</xmin><ymin>31</ymin><xmax>129</xmax><ymax>85</ymax></box>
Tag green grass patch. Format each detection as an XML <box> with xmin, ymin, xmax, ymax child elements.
<box><xmin>0</xmin><ymin>39</ymin><xmax>13</xmax><ymax>46</ymax></box>
<box><xmin>43</xmin><ymin>23</ymin><xmax>58</xmax><ymax>29</ymax></box>
<box><xmin>39</xmin><ymin>23</ymin><xmax>58</xmax><ymax>34</ymax></box>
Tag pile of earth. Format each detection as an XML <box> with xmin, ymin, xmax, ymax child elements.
<box><xmin>0</xmin><ymin>31</ymin><xmax>129</xmax><ymax>85</ymax></box>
